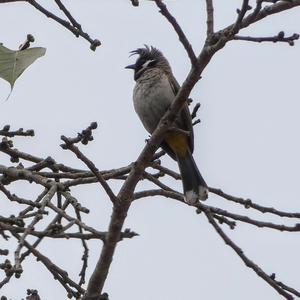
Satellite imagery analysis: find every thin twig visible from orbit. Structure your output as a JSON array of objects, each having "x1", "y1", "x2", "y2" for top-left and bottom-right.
[
  {"x1": 205, "y1": 0, "x2": 214, "y2": 36},
  {"x1": 232, "y1": 0, "x2": 250, "y2": 34},
  {"x1": 153, "y1": 0, "x2": 197, "y2": 66},
  {"x1": 0, "y1": 183, "x2": 43, "y2": 209},
  {"x1": 54, "y1": 0, "x2": 82, "y2": 29},
  {"x1": 149, "y1": 162, "x2": 181, "y2": 180},
  {"x1": 275, "y1": 279, "x2": 300, "y2": 298},
  {"x1": 231, "y1": 1, "x2": 300, "y2": 34},
  {"x1": 61, "y1": 129, "x2": 118, "y2": 205},
  {"x1": 26, "y1": 0, "x2": 100, "y2": 50},
  {"x1": 191, "y1": 102, "x2": 201, "y2": 119},
  {"x1": 143, "y1": 172, "x2": 177, "y2": 192},
  {"x1": 75, "y1": 209, "x2": 89, "y2": 286},
  {"x1": 0, "y1": 125, "x2": 34, "y2": 137},
  {"x1": 14, "y1": 185, "x2": 57, "y2": 274},
  {"x1": 234, "y1": 32, "x2": 299, "y2": 46},
  {"x1": 19, "y1": 34, "x2": 35, "y2": 50},
  {"x1": 209, "y1": 187, "x2": 300, "y2": 219},
  {"x1": 200, "y1": 204, "x2": 294, "y2": 300},
  {"x1": 12, "y1": 231, "x2": 85, "y2": 298},
  {"x1": 212, "y1": 214, "x2": 236, "y2": 229},
  {"x1": 198, "y1": 204, "x2": 300, "y2": 232}
]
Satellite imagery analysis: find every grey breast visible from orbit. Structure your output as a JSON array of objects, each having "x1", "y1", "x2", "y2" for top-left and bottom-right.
[{"x1": 133, "y1": 70, "x2": 175, "y2": 133}]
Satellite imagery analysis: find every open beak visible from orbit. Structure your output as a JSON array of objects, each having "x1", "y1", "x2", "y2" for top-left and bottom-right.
[{"x1": 125, "y1": 64, "x2": 136, "y2": 70}]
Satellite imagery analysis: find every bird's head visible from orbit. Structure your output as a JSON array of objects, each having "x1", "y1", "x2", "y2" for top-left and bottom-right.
[{"x1": 125, "y1": 45, "x2": 171, "y2": 81}]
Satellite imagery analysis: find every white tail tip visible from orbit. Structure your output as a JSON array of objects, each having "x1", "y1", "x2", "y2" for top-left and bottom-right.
[
  {"x1": 184, "y1": 186, "x2": 208, "y2": 205},
  {"x1": 198, "y1": 186, "x2": 208, "y2": 201}
]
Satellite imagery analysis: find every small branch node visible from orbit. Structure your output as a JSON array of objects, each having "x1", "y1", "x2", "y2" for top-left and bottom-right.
[{"x1": 19, "y1": 34, "x2": 35, "y2": 51}]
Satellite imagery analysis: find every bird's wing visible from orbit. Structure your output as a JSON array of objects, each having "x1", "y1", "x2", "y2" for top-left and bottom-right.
[{"x1": 168, "y1": 73, "x2": 195, "y2": 153}]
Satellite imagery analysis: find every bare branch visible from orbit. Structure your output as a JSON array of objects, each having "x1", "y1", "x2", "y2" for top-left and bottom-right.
[
  {"x1": 25, "y1": 289, "x2": 41, "y2": 300},
  {"x1": 200, "y1": 204, "x2": 294, "y2": 300},
  {"x1": 197, "y1": 204, "x2": 300, "y2": 232},
  {"x1": 191, "y1": 102, "x2": 201, "y2": 121},
  {"x1": 14, "y1": 185, "x2": 57, "y2": 275},
  {"x1": 54, "y1": 0, "x2": 82, "y2": 29},
  {"x1": 205, "y1": 0, "x2": 214, "y2": 36},
  {"x1": 0, "y1": 223, "x2": 104, "y2": 240},
  {"x1": 0, "y1": 125, "x2": 34, "y2": 137},
  {"x1": 149, "y1": 162, "x2": 181, "y2": 180},
  {"x1": 1, "y1": 1, "x2": 300, "y2": 298},
  {"x1": 235, "y1": 0, "x2": 300, "y2": 33},
  {"x1": 153, "y1": 0, "x2": 197, "y2": 66},
  {"x1": 212, "y1": 214, "x2": 236, "y2": 229},
  {"x1": 275, "y1": 277, "x2": 300, "y2": 298},
  {"x1": 209, "y1": 187, "x2": 300, "y2": 219},
  {"x1": 232, "y1": 0, "x2": 251, "y2": 34},
  {"x1": 234, "y1": 31, "x2": 300, "y2": 46},
  {"x1": 0, "y1": 0, "x2": 24, "y2": 3},
  {"x1": 61, "y1": 123, "x2": 118, "y2": 205},
  {"x1": 26, "y1": 0, "x2": 100, "y2": 50},
  {"x1": 18, "y1": 34, "x2": 35, "y2": 50},
  {"x1": 0, "y1": 137, "x2": 86, "y2": 173},
  {"x1": 143, "y1": 172, "x2": 177, "y2": 191},
  {"x1": 12, "y1": 230, "x2": 85, "y2": 298},
  {"x1": 0, "y1": 183, "x2": 43, "y2": 208},
  {"x1": 133, "y1": 188, "x2": 182, "y2": 201},
  {"x1": 208, "y1": 1, "x2": 300, "y2": 52}
]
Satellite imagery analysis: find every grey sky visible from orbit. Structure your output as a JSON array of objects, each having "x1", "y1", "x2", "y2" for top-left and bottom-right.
[{"x1": 1, "y1": 1, "x2": 300, "y2": 299}]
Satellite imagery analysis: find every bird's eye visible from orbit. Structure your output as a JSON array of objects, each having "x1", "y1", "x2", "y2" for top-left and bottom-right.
[{"x1": 142, "y1": 59, "x2": 156, "y2": 68}]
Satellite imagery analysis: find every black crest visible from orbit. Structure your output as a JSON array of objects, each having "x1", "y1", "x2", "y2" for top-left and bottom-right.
[
  {"x1": 128, "y1": 45, "x2": 172, "y2": 80},
  {"x1": 130, "y1": 45, "x2": 163, "y2": 60}
]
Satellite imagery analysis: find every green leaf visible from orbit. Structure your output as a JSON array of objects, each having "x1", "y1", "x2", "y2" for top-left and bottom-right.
[{"x1": 0, "y1": 44, "x2": 46, "y2": 96}]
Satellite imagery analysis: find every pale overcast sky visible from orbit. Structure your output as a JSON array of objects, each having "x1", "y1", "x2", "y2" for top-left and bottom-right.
[{"x1": 1, "y1": 1, "x2": 300, "y2": 299}]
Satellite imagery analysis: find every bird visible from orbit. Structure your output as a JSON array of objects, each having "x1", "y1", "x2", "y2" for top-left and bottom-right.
[{"x1": 126, "y1": 45, "x2": 208, "y2": 204}]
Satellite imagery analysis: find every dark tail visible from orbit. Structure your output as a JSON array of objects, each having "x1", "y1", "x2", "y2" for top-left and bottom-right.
[{"x1": 177, "y1": 150, "x2": 208, "y2": 204}]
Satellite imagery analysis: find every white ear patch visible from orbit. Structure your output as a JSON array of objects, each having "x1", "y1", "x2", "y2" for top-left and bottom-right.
[{"x1": 142, "y1": 59, "x2": 155, "y2": 68}]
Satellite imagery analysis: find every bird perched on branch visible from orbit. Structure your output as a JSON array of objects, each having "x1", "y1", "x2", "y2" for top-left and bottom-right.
[{"x1": 126, "y1": 45, "x2": 208, "y2": 204}]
